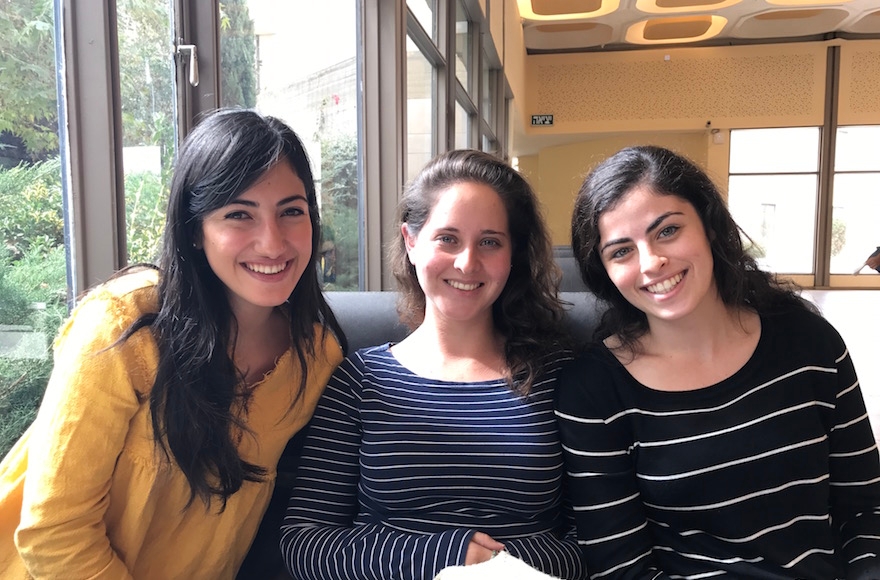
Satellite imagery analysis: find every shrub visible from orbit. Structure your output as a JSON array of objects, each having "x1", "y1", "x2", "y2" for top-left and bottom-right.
[
  {"x1": 0, "y1": 157, "x2": 63, "y2": 260},
  {"x1": 126, "y1": 170, "x2": 168, "y2": 264},
  {"x1": 0, "y1": 243, "x2": 67, "y2": 458}
]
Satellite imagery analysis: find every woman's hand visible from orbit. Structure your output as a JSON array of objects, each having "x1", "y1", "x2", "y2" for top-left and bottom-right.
[{"x1": 465, "y1": 532, "x2": 505, "y2": 565}]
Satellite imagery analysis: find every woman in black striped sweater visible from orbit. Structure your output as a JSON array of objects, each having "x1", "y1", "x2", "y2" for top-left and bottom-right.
[{"x1": 557, "y1": 145, "x2": 880, "y2": 579}]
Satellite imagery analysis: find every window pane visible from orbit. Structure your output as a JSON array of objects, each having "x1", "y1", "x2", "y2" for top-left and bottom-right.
[
  {"x1": 835, "y1": 126, "x2": 880, "y2": 171},
  {"x1": 224, "y1": 1, "x2": 362, "y2": 290},
  {"x1": 728, "y1": 174, "x2": 818, "y2": 274},
  {"x1": 118, "y1": 0, "x2": 177, "y2": 264},
  {"x1": 729, "y1": 128, "x2": 820, "y2": 173},
  {"x1": 830, "y1": 173, "x2": 880, "y2": 275},
  {"x1": 481, "y1": 56, "x2": 495, "y2": 131},
  {"x1": 455, "y1": 100, "x2": 469, "y2": 150},
  {"x1": 406, "y1": 35, "x2": 434, "y2": 181},
  {"x1": 455, "y1": 0, "x2": 471, "y2": 94},
  {"x1": 407, "y1": 0, "x2": 435, "y2": 42},
  {"x1": 0, "y1": 1, "x2": 68, "y2": 457}
]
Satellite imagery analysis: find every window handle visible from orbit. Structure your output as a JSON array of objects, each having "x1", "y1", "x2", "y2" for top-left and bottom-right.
[{"x1": 176, "y1": 43, "x2": 199, "y2": 87}]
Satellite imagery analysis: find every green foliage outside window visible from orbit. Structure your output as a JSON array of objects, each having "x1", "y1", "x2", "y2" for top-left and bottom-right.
[{"x1": 319, "y1": 134, "x2": 360, "y2": 291}]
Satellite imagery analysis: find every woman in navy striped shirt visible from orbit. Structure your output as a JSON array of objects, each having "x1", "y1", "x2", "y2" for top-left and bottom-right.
[
  {"x1": 558, "y1": 145, "x2": 880, "y2": 579},
  {"x1": 281, "y1": 150, "x2": 588, "y2": 579}
]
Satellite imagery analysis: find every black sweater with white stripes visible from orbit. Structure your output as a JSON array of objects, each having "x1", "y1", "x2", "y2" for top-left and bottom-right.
[
  {"x1": 555, "y1": 307, "x2": 880, "y2": 579},
  {"x1": 281, "y1": 345, "x2": 587, "y2": 580}
]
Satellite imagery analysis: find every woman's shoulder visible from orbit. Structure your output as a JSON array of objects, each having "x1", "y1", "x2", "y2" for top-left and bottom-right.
[
  {"x1": 761, "y1": 304, "x2": 844, "y2": 350},
  {"x1": 79, "y1": 267, "x2": 160, "y2": 315},
  {"x1": 57, "y1": 268, "x2": 159, "y2": 345}
]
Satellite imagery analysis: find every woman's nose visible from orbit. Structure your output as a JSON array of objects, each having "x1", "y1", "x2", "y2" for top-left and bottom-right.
[
  {"x1": 256, "y1": 219, "x2": 286, "y2": 256},
  {"x1": 639, "y1": 247, "x2": 667, "y2": 273},
  {"x1": 454, "y1": 246, "x2": 478, "y2": 273}
]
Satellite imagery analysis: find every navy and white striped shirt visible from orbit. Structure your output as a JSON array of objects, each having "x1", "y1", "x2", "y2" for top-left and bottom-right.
[
  {"x1": 556, "y1": 308, "x2": 880, "y2": 579},
  {"x1": 281, "y1": 345, "x2": 587, "y2": 579}
]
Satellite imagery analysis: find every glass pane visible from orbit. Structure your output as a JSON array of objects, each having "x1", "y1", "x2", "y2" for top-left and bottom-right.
[
  {"x1": 407, "y1": 0, "x2": 435, "y2": 42},
  {"x1": 455, "y1": 0, "x2": 471, "y2": 94},
  {"x1": 728, "y1": 174, "x2": 818, "y2": 274},
  {"x1": 0, "y1": 1, "x2": 68, "y2": 457},
  {"x1": 481, "y1": 56, "x2": 495, "y2": 131},
  {"x1": 406, "y1": 35, "x2": 434, "y2": 182},
  {"x1": 224, "y1": 1, "x2": 362, "y2": 291},
  {"x1": 118, "y1": 0, "x2": 177, "y2": 264},
  {"x1": 729, "y1": 128, "x2": 820, "y2": 174},
  {"x1": 455, "y1": 100, "x2": 469, "y2": 150},
  {"x1": 830, "y1": 173, "x2": 880, "y2": 275},
  {"x1": 835, "y1": 126, "x2": 880, "y2": 172}
]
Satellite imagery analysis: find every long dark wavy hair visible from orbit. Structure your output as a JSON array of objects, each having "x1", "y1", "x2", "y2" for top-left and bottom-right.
[
  {"x1": 124, "y1": 109, "x2": 346, "y2": 510},
  {"x1": 571, "y1": 145, "x2": 810, "y2": 353},
  {"x1": 389, "y1": 149, "x2": 568, "y2": 394}
]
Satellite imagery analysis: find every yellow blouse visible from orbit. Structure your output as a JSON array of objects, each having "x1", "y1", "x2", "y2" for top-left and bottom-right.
[{"x1": 0, "y1": 269, "x2": 343, "y2": 579}]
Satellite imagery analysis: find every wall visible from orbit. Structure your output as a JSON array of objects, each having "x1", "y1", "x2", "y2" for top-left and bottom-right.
[
  {"x1": 839, "y1": 40, "x2": 880, "y2": 124},
  {"x1": 520, "y1": 132, "x2": 716, "y2": 245}
]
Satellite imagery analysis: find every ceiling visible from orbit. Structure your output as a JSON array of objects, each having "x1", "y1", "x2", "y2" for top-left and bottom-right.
[{"x1": 517, "y1": 0, "x2": 880, "y2": 54}]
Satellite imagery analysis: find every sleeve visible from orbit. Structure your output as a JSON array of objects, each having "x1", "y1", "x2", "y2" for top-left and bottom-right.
[
  {"x1": 501, "y1": 504, "x2": 588, "y2": 579},
  {"x1": 821, "y1": 324, "x2": 880, "y2": 579},
  {"x1": 555, "y1": 351, "x2": 669, "y2": 580},
  {"x1": 280, "y1": 355, "x2": 476, "y2": 580},
  {"x1": 14, "y1": 291, "x2": 144, "y2": 579}
]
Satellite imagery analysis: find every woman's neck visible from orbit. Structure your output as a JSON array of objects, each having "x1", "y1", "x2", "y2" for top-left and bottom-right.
[
  {"x1": 392, "y1": 313, "x2": 507, "y2": 382},
  {"x1": 232, "y1": 306, "x2": 291, "y2": 387}
]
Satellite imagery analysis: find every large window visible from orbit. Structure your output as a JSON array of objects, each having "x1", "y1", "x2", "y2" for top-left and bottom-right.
[
  {"x1": 0, "y1": 0, "x2": 68, "y2": 457},
  {"x1": 831, "y1": 126, "x2": 880, "y2": 276},
  {"x1": 728, "y1": 128, "x2": 821, "y2": 276}
]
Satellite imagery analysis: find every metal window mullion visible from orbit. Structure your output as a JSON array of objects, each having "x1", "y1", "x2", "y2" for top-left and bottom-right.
[
  {"x1": 815, "y1": 45, "x2": 841, "y2": 288},
  {"x1": 185, "y1": 0, "x2": 220, "y2": 127},
  {"x1": 60, "y1": 0, "x2": 126, "y2": 296},
  {"x1": 363, "y1": 0, "x2": 405, "y2": 289}
]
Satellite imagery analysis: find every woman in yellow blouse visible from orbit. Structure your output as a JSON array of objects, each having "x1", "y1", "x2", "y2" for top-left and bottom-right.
[{"x1": 0, "y1": 109, "x2": 346, "y2": 579}]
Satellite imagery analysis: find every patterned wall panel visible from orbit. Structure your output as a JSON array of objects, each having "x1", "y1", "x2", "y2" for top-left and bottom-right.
[
  {"x1": 839, "y1": 41, "x2": 880, "y2": 124},
  {"x1": 526, "y1": 43, "x2": 827, "y2": 133}
]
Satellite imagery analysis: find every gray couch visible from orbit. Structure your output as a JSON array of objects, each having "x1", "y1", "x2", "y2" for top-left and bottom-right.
[
  {"x1": 324, "y1": 247, "x2": 600, "y2": 352},
  {"x1": 325, "y1": 290, "x2": 604, "y2": 352}
]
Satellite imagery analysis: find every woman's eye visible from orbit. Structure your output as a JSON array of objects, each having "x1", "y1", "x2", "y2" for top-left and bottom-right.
[
  {"x1": 283, "y1": 206, "x2": 306, "y2": 217},
  {"x1": 224, "y1": 210, "x2": 249, "y2": 220},
  {"x1": 658, "y1": 225, "x2": 679, "y2": 238},
  {"x1": 481, "y1": 238, "x2": 501, "y2": 247},
  {"x1": 610, "y1": 247, "x2": 631, "y2": 260},
  {"x1": 437, "y1": 235, "x2": 455, "y2": 244}
]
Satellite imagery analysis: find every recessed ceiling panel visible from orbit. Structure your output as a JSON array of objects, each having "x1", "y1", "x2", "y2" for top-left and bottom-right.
[
  {"x1": 524, "y1": 22, "x2": 615, "y2": 49},
  {"x1": 766, "y1": 0, "x2": 854, "y2": 5},
  {"x1": 518, "y1": 0, "x2": 620, "y2": 21},
  {"x1": 627, "y1": 15, "x2": 727, "y2": 43},
  {"x1": 637, "y1": 0, "x2": 741, "y2": 13},
  {"x1": 733, "y1": 8, "x2": 848, "y2": 39},
  {"x1": 847, "y1": 9, "x2": 880, "y2": 34},
  {"x1": 531, "y1": 0, "x2": 603, "y2": 16}
]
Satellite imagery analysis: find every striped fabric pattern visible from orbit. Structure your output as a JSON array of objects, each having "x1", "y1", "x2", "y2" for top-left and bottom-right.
[
  {"x1": 281, "y1": 345, "x2": 587, "y2": 580},
  {"x1": 555, "y1": 308, "x2": 880, "y2": 580}
]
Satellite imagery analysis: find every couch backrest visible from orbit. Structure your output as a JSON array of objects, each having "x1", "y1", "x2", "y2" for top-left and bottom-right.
[{"x1": 325, "y1": 291, "x2": 605, "y2": 353}]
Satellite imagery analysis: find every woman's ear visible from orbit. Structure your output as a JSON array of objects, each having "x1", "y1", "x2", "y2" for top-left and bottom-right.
[{"x1": 402, "y1": 223, "x2": 417, "y2": 258}]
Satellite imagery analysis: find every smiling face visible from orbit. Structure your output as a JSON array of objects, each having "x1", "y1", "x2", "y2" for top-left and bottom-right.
[
  {"x1": 597, "y1": 185, "x2": 720, "y2": 327},
  {"x1": 403, "y1": 181, "x2": 512, "y2": 328},
  {"x1": 199, "y1": 159, "x2": 313, "y2": 320}
]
